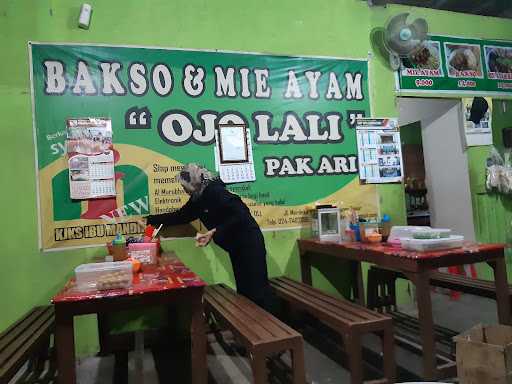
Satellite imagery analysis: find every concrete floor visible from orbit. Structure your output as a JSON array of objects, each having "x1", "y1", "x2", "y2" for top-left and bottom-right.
[{"x1": 73, "y1": 291, "x2": 498, "y2": 384}]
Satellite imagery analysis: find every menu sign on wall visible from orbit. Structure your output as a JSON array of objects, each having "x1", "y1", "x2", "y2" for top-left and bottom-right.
[{"x1": 397, "y1": 35, "x2": 512, "y2": 95}]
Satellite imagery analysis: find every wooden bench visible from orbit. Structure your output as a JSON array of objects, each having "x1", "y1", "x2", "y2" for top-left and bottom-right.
[
  {"x1": 367, "y1": 266, "x2": 503, "y2": 313},
  {"x1": 269, "y1": 277, "x2": 395, "y2": 384},
  {"x1": 0, "y1": 306, "x2": 56, "y2": 384},
  {"x1": 204, "y1": 284, "x2": 306, "y2": 384}
]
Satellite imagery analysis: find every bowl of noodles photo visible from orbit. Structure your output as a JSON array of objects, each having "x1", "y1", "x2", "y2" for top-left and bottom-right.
[{"x1": 401, "y1": 41, "x2": 441, "y2": 70}]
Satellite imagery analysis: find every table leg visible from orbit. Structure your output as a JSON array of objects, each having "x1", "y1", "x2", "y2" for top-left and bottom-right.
[
  {"x1": 488, "y1": 258, "x2": 511, "y2": 325},
  {"x1": 300, "y1": 250, "x2": 312, "y2": 286},
  {"x1": 407, "y1": 271, "x2": 437, "y2": 380},
  {"x1": 190, "y1": 292, "x2": 207, "y2": 384},
  {"x1": 55, "y1": 307, "x2": 76, "y2": 384},
  {"x1": 350, "y1": 261, "x2": 365, "y2": 306}
]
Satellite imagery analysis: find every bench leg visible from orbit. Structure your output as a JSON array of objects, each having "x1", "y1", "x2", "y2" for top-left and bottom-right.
[
  {"x1": 344, "y1": 333, "x2": 363, "y2": 384},
  {"x1": 250, "y1": 353, "x2": 267, "y2": 384},
  {"x1": 113, "y1": 351, "x2": 129, "y2": 384},
  {"x1": 380, "y1": 326, "x2": 396, "y2": 384},
  {"x1": 291, "y1": 341, "x2": 306, "y2": 384}
]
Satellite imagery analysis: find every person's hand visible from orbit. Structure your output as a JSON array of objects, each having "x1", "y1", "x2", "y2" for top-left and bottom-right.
[{"x1": 195, "y1": 229, "x2": 216, "y2": 247}]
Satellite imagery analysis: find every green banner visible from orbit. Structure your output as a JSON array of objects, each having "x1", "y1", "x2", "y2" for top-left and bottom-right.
[
  {"x1": 30, "y1": 43, "x2": 376, "y2": 250},
  {"x1": 397, "y1": 35, "x2": 512, "y2": 95}
]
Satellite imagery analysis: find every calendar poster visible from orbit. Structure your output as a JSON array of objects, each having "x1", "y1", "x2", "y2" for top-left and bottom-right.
[{"x1": 67, "y1": 118, "x2": 116, "y2": 199}]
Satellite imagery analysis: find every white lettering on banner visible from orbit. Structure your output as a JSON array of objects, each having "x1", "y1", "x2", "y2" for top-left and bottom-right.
[
  {"x1": 214, "y1": 66, "x2": 236, "y2": 97},
  {"x1": 325, "y1": 114, "x2": 342, "y2": 141},
  {"x1": 50, "y1": 142, "x2": 66, "y2": 156},
  {"x1": 264, "y1": 155, "x2": 356, "y2": 176},
  {"x1": 218, "y1": 114, "x2": 245, "y2": 125},
  {"x1": 316, "y1": 155, "x2": 358, "y2": 175},
  {"x1": 159, "y1": 113, "x2": 194, "y2": 144},
  {"x1": 100, "y1": 196, "x2": 149, "y2": 223},
  {"x1": 305, "y1": 71, "x2": 321, "y2": 99},
  {"x1": 72, "y1": 61, "x2": 96, "y2": 95},
  {"x1": 239, "y1": 67, "x2": 251, "y2": 98},
  {"x1": 99, "y1": 62, "x2": 126, "y2": 95},
  {"x1": 326, "y1": 72, "x2": 343, "y2": 100},
  {"x1": 182, "y1": 64, "x2": 205, "y2": 97},
  {"x1": 151, "y1": 64, "x2": 173, "y2": 96},
  {"x1": 284, "y1": 70, "x2": 303, "y2": 99},
  {"x1": 46, "y1": 130, "x2": 66, "y2": 141},
  {"x1": 254, "y1": 69, "x2": 271, "y2": 98},
  {"x1": 458, "y1": 80, "x2": 477, "y2": 88},
  {"x1": 43, "y1": 61, "x2": 66, "y2": 94},
  {"x1": 128, "y1": 197, "x2": 150, "y2": 215},
  {"x1": 405, "y1": 68, "x2": 441, "y2": 77},
  {"x1": 41, "y1": 58, "x2": 366, "y2": 101},
  {"x1": 304, "y1": 113, "x2": 328, "y2": 141},
  {"x1": 253, "y1": 113, "x2": 279, "y2": 142},
  {"x1": 345, "y1": 72, "x2": 363, "y2": 100},
  {"x1": 280, "y1": 113, "x2": 308, "y2": 142},
  {"x1": 264, "y1": 158, "x2": 281, "y2": 176},
  {"x1": 252, "y1": 111, "x2": 343, "y2": 144},
  {"x1": 129, "y1": 63, "x2": 148, "y2": 95},
  {"x1": 194, "y1": 112, "x2": 216, "y2": 143},
  {"x1": 415, "y1": 78, "x2": 434, "y2": 87}
]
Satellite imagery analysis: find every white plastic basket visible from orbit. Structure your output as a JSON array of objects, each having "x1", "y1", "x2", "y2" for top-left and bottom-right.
[{"x1": 400, "y1": 235, "x2": 464, "y2": 252}]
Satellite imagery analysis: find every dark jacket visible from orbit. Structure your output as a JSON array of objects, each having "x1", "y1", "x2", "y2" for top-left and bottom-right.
[{"x1": 146, "y1": 180, "x2": 261, "y2": 253}]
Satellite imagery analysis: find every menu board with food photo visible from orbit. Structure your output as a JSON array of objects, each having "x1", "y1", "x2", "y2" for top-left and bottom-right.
[
  {"x1": 397, "y1": 34, "x2": 512, "y2": 95},
  {"x1": 444, "y1": 43, "x2": 483, "y2": 79},
  {"x1": 400, "y1": 40, "x2": 443, "y2": 77}
]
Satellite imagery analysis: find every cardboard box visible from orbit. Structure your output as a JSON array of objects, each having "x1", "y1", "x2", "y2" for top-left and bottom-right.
[{"x1": 455, "y1": 324, "x2": 512, "y2": 384}]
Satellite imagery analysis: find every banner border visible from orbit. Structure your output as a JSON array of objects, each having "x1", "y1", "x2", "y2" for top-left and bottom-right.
[{"x1": 28, "y1": 41, "x2": 371, "y2": 251}]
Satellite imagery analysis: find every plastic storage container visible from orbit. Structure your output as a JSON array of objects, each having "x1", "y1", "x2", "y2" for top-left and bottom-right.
[
  {"x1": 75, "y1": 261, "x2": 133, "y2": 291},
  {"x1": 412, "y1": 228, "x2": 451, "y2": 239},
  {"x1": 387, "y1": 226, "x2": 431, "y2": 244},
  {"x1": 400, "y1": 235, "x2": 464, "y2": 252},
  {"x1": 128, "y1": 242, "x2": 159, "y2": 264}
]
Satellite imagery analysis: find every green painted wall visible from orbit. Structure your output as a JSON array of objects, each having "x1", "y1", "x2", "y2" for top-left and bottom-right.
[
  {"x1": 1, "y1": 0, "x2": 512, "y2": 356},
  {"x1": 468, "y1": 100, "x2": 512, "y2": 281}
]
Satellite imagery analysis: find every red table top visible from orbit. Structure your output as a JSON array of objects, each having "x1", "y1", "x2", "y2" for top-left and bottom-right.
[
  {"x1": 52, "y1": 257, "x2": 205, "y2": 304},
  {"x1": 299, "y1": 238, "x2": 505, "y2": 260}
]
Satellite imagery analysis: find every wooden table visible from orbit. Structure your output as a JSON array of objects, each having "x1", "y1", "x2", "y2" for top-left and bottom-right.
[
  {"x1": 298, "y1": 238, "x2": 510, "y2": 380},
  {"x1": 52, "y1": 256, "x2": 207, "y2": 384}
]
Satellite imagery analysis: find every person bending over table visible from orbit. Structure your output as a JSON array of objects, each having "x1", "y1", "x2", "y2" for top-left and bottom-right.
[{"x1": 145, "y1": 163, "x2": 270, "y2": 309}]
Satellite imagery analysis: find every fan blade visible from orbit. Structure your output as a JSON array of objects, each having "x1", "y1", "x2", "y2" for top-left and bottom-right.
[
  {"x1": 410, "y1": 18, "x2": 428, "y2": 40},
  {"x1": 386, "y1": 13, "x2": 409, "y2": 36},
  {"x1": 384, "y1": 13, "x2": 411, "y2": 54}
]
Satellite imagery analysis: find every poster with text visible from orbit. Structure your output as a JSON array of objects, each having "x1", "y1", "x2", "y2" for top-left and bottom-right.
[
  {"x1": 30, "y1": 43, "x2": 375, "y2": 250},
  {"x1": 356, "y1": 118, "x2": 403, "y2": 184},
  {"x1": 462, "y1": 97, "x2": 493, "y2": 147}
]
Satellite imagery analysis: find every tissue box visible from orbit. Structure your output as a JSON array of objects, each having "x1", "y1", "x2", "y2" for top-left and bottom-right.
[{"x1": 128, "y1": 242, "x2": 159, "y2": 264}]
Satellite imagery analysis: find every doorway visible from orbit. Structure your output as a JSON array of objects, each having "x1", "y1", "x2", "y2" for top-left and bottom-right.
[{"x1": 398, "y1": 97, "x2": 476, "y2": 241}]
